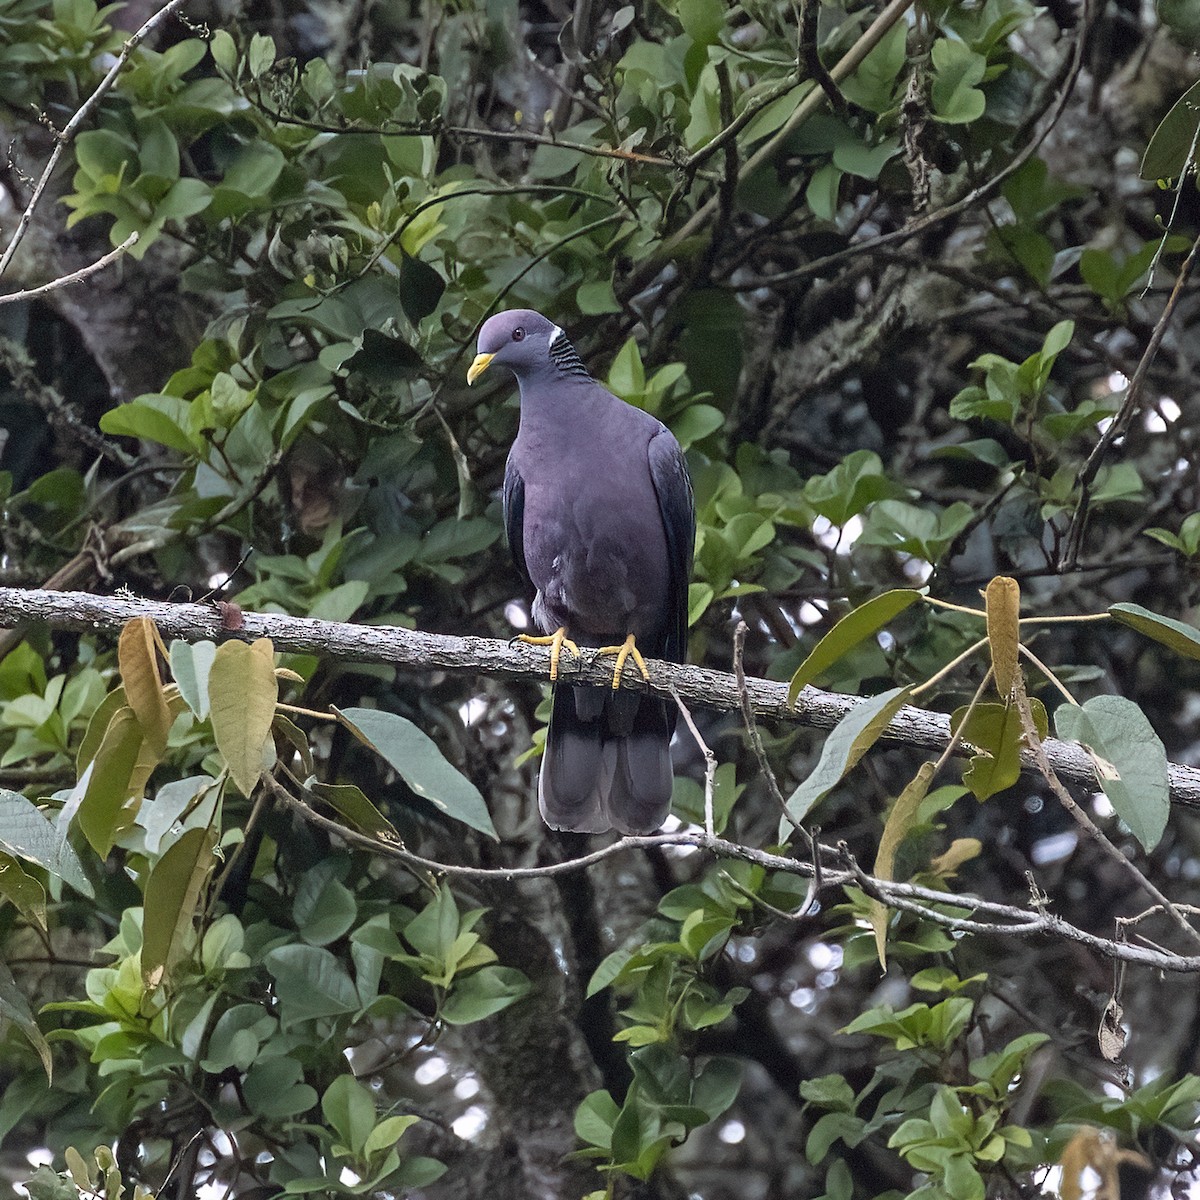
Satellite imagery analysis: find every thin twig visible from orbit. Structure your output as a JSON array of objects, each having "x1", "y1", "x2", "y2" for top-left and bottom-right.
[
  {"x1": 671, "y1": 684, "x2": 717, "y2": 837},
  {"x1": 0, "y1": 232, "x2": 139, "y2": 304},
  {"x1": 1062, "y1": 228, "x2": 1200, "y2": 568},
  {"x1": 266, "y1": 776, "x2": 1200, "y2": 974},
  {"x1": 733, "y1": 621, "x2": 804, "y2": 842}
]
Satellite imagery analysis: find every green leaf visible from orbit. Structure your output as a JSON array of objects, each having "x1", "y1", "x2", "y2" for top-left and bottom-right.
[
  {"x1": 0, "y1": 853, "x2": 46, "y2": 929},
  {"x1": 1110, "y1": 602, "x2": 1200, "y2": 661},
  {"x1": 170, "y1": 639, "x2": 216, "y2": 720},
  {"x1": 832, "y1": 135, "x2": 900, "y2": 180},
  {"x1": 264, "y1": 943, "x2": 360, "y2": 1025},
  {"x1": 805, "y1": 162, "x2": 842, "y2": 221},
  {"x1": 100, "y1": 394, "x2": 197, "y2": 453},
  {"x1": 0, "y1": 959, "x2": 51, "y2": 1079},
  {"x1": 243, "y1": 1057, "x2": 318, "y2": 1120},
  {"x1": 931, "y1": 39, "x2": 987, "y2": 123},
  {"x1": 788, "y1": 590, "x2": 922, "y2": 702},
  {"x1": 869, "y1": 762, "x2": 935, "y2": 968},
  {"x1": 293, "y1": 862, "x2": 357, "y2": 947},
  {"x1": 141, "y1": 826, "x2": 218, "y2": 989},
  {"x1": 0, "y1": 790, "x2": 92, "y2": 897},
  {"x1": 780, "y1": 687, "x2": 913, "y2": 836},
  {"x1": 209, "y1": 638, "x2": 278, "y2": 796},
  {"x1": 577, "y1": 278, "x2": 621, "y2": 315},
  {"x1": 1141, "y1": 78, "x2": 1200, "y2": 180},
  {"x1": 323, "y1": 1074, "x2": 376, "y2": 1157},
  {"x1": 952, "y1": 699, "x2": 1047, "y2": 801},
  {"x1": 440, "y1": 965, "x2": 531, "y2": 1024},
  {"x1": 337, "y1": 707, "x2": 497, "y2": 839},
  {"x1": 1054, "y1": 696, "x2": 1170, "y2": 851},
  {"x1": 576, "y1": 1091, "x2": 620, "y2": 1151},
  {"x1": 678, "y1": 0, "x2": 724, "y2": 43},
  {"x1": 77, "y1": 707, "x2": 143, "y2": 858},
  {"x1": 309, "y1": 782, "x2": 400, "y2": 841}
]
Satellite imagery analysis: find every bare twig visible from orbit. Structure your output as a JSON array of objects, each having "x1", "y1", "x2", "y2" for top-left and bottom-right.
[
  {"x1": 0, "y1": 232, "x2": 139, "y2": 304},
  {"x1": 671, "y1": 684, "x2": 717, "y2": 837},
  {"x1": 0, "y1": 0, "x2": 191, "y2": 277},
  {"x1": 267, "y1": 777, "x2": 1200, "y2": 974},
  {"x1": 1062, "y1": 229, "x2": 1200, "y2": 568},
  {"x1": 733, "y1": 621, "x2": 805, "y2": 842}
]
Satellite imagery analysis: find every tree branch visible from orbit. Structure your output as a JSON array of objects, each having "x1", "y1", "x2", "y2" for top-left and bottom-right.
[
  {"x1": 3, "y1": 586, "x2": 1200, "y2": 807},
  {"x1": 266, "y1": 778, "x2": 1200, "y2": 975},
  {"x1": 0, "y1": 232, "x2": 138, "y2": 305}
]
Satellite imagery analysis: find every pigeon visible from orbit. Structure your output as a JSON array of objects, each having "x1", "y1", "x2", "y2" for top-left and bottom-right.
[{"x1": 468, "y1": 309, "x2": 695, "y2": 834}]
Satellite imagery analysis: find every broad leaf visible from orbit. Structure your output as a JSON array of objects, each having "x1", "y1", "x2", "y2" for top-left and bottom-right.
[
  {"x1": 141, "y1": 826, "x2": 218, "y2": 989},
  {"x1": 788, "y1": 590, "x2": 922, "y2": 702},
  {"x1": 337, "y1": 707, "x2": 497, "y2": 839},
  {"x1": 952, "y1": 699, "x2": 1047, "y2": 802},
  {"x1": 0, "y1": 789, "x2": 92, "y2": 897},
  {"x1": 77, "y1": 707, "x2": 143, "y2": 858},
  {"x1": 984, "y1": 577, "x2": 1020, "y2": 700},
  {"x1": 780, "y1": 687, "x2": 913, "y2": 837},
  {"x1": 1054, "y1": 696, "x2": 1169, "y2": 851},
  {"x1": 0, "y1": 959, "x2": 51, "y2": 1079},
  {"x1": 170, "y1": 639, "x2": 217, "y2": 720},
  {"x1": 309, "y1": 781, "x2": 400, "y2": 841},
  {"x1": 209, "y1": 638, "x2": 278, "y2": 796},
  {"x1": 1141, "y1": 78, "x2": 1200, "y2": 180},
  {"x1": 1109, "y1": 603, "x2": 1200, "y2": 662},
  {"x1": 119, "y1": 618, "x2": 171, "y2": 754}
]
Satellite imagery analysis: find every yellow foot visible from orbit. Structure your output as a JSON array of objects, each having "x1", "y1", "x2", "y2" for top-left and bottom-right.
[
  {"x1": 594, "y1": 633, "x2": 650, "y2": 690},
  {"x1": 512, "y1": 627, "x2": 580, "y2": 682}
]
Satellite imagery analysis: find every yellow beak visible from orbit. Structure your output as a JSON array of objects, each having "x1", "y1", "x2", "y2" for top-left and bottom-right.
[{"x1": 467, "y1": 352, "x2": 495, "y2": 385}]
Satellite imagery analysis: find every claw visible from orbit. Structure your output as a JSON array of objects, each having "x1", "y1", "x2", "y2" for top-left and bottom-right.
[
  {"x1": 594, "y1": 633, "x2": 650, "y2": 690},
  {"x1": 513, "y1": 627, "x2": 580, "y2": 682}
]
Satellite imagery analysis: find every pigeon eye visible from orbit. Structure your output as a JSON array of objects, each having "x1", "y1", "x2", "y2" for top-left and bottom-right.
[{"x1": 512, "y1": 327, "x2": 526, "y2": 342}]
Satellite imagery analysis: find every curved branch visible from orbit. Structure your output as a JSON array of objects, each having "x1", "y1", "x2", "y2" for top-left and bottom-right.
[
  {"x1": 262, "y1": 778, "x2": 1200, "y2": 975},
  {"x1": 0, "y1": 232, "x2": 139, "y2": 305},
  {"x1": 2, "y1": 586, "x2": 1200, "y2": 807}
]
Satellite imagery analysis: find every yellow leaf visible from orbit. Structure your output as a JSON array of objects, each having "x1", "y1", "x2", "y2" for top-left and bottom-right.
[
  {"x1": 869, "y1": 762, "x2": 935, "y2": 969},
  {"x1": 209, "y1": 639, "x2": 278, "y2": 796},
  {"x1": 928, "y1": 837, "x2": 981, "y2": 877},
  {"x1": 1058, "y1": 1127, "x2": 1100, "y2": 1200},
  {"x1": 985, "y1": 576, "x2": 1021, "y2": 701},
  {"x1": 118, "y1": 618, "x2": 172, "y2": 755}
]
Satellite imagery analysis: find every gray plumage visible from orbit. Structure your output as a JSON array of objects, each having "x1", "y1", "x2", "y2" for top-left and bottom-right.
[{"x1": 470, "y1": 309, "x2": 695, "y2": 834}]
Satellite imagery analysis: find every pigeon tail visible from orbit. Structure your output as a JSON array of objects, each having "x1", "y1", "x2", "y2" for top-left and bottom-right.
[
  {"x1": 602, "y1": 696, "x2": 673, "y2": 835},
  {"x1": 539, "y1": 687, "x2": 607, "y2": 832},
  {"x1": 539, "y1": 688, "x2": 674, "y2": 834}
]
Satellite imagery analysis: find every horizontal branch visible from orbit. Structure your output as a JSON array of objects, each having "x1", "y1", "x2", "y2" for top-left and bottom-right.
[
  {"x1": 268, "y1": 781, "x2": 1200, "y2": 974},
  {"x1": 2, "y1": 587, "x2": 1200, "y2": 808}
]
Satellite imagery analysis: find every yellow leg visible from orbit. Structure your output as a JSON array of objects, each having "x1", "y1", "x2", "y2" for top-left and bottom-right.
[
  {"x1": 593, "y1": 633, "x2": 650, "y2": 690},
  {"x1": 512, "y1": 627, "x2": 580, "y2": 682}
]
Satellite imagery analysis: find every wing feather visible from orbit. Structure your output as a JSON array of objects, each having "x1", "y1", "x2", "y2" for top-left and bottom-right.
[
  {"x1": 647, "y1": 427, "x2": 695, "y2": 664},
  {"x1": 502, "y1": 454, "x2": 530, "y2": 588}
]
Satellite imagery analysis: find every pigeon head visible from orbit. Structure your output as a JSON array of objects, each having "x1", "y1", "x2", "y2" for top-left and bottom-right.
[{"x1": 468, "y1": 309, "x2": 562, "y2": 385}]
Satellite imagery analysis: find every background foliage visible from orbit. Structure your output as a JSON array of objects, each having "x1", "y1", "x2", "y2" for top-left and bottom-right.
[{"x1": 1, "y1": 0, "x2": 1200, "y2": 1196}]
